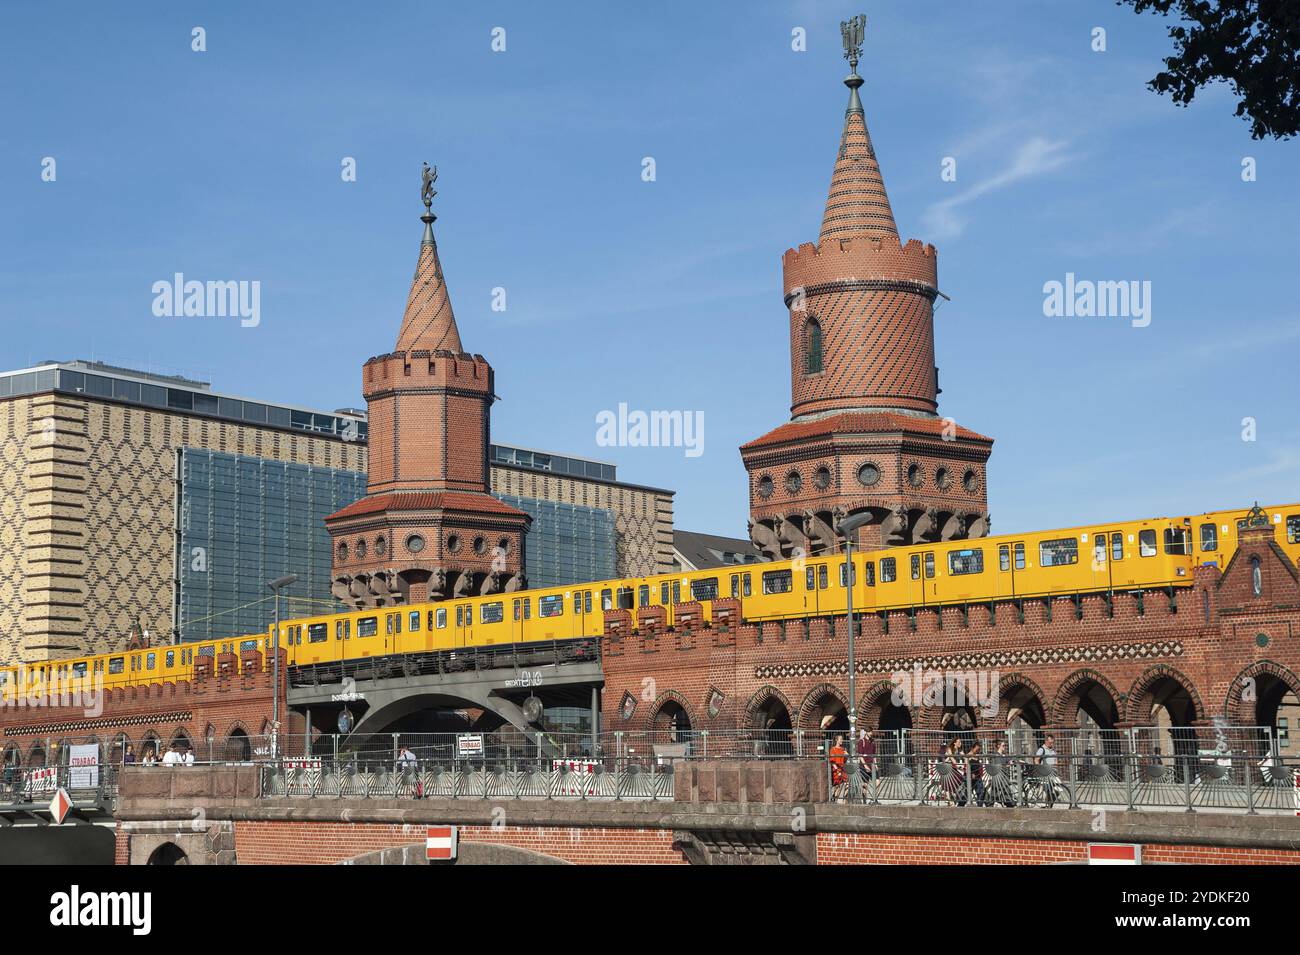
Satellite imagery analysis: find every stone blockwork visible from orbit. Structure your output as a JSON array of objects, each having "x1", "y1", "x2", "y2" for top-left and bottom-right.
[
  {"x1": 0, "y1": 392, "x2": 365, "y2": 664},
  {"x1": 602, "y1": 527, "x2": 1300, "y2": 747}
]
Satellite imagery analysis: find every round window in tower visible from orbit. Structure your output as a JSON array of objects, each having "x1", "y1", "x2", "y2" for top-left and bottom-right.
[
  {"x1": 857, "y1": 463, "x2": 881, "y2": 487},
  {"x1": 813, "y1": 465, "x2": 832, "y2": 490},
  {"x1": 906, "y1": 464, "x2": 924, "y2": 488},
  {"x1": 446, "y1": 534, "x2": 461, "y2": 554},
  {"x1": 473, "y1": 536, "x2": 487, "y2": 555},
  {"x1": 757, "y1": 475, "x2": 774, "y2": 499},
  {"x1": 935, "y1": 467, "x2": 952, "y2": 491},
  {"x1": 962, "y1": 469, "x2": 979, "y2": 493},
  {"x1": 337, "y1": 542, "x2": 349, "y2": 562},
  {"x1": 375, "y1": 536, "x2": 387, "y2": 557},
  {"x1": 498, "y1": 537, "x2": 511, "y2": 554},
  {"x1": 405, "y1": 534, "x2": 426, "y2": 555},
  {"x1": 785, "y1": 471, "x2": 802, "y2": 494},
  {"x1": 355, "y1": 539, "x2": 368, "y2": 559}
]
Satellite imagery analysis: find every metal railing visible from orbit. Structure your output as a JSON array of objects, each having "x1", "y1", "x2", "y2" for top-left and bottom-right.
[
  {"x1": 827, "y1": 750, "x2": 1300, "y2": 814},
  {"x1": 1, "y1": 763, "x2": 119, "y2": 807},
  {"x1": 258, "y1": 755, "x2": 675, "y2": 802}
]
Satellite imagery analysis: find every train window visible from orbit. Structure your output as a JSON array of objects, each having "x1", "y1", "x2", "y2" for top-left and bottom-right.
[
  {"x1": 838, "y1": 563, "x2": 855, "y2": 587},
  {"x1": 481, "y1": 602, "x2": 504, "y2": 624},
  {"x1": 999, "y1": 546, "x2": 1010, "y2": 572},
  {"x1": 924, "y1": 553, "x2": 935, "y2": 578},
  {"x1": 523, "y1": 598, "x2": 531, "y2": 620},
  {"x1": 805, "y1": 568, "x2": 816, "y2": 591},
  {"x1": 1111, "y1": 533, "x2": 1123, "y2": 561},
  {"x1": 240, "y1": 640, "x2": 257, "y2": 652},
  {"x1": 410, "y1": 611, "x2": 420, "y2": 632},
  {"x1": 616, "y1": 588, "x2": 634, "y2": 611},
  {"x1": 691, "y1": 577, "x2": 719, "y2": 601},
  {"x1": 762, "y1": 569, "x2": 793, "y2": 594},
  {"x1": 72, "y1": 661, "x2": 87, "y2": 677},
  {"x1": 660, "y1": 582, "x2": 671, "y2": 604},
  {"x1": 863, "y1": 562, "x2": 875, "y2": 586},
  {"x1": 1287, "y1": 516, "x2": 1300, "y2": 545},
  {"x1": 394, "y1": 613, "x2": 402, "y2": 634},
  {"x1": 1139, "y1": 530, "x2": 1157, "y2": 557},
  {"x1": 731, "y1": 574, "x2": 740, "y2": 598},
  {"x1": 436, "y1": 608, "x2": 447, "y2": 629},
  {"x1": 1163, "y1": 527, "x2": 1191, "y2": 556},
  {"x1": 358, "y1": 616, "x2": 378, "y2": 637},
  {"x1": 108, "y1": 657, "x2": 124, "y2": 675},
  {"x1": 336, "y1": 620, "x2": 345, "y2": 640},
  {"x1": 146, "y1": 653, "x2": 156, "y2": 670},
  {"x1": 573, "y1": 592, "x2": 582, "y2": 614},
  {"x1": 673, "y1": 581, "x2": 681, "y2": 604},
  {"x1": 1039, "y1": 538, "x2": 1079, "y2": 567},
  {"x1": 1015, "y1": 543, "x2": 1026, "y2": 569},
  {"x1": 540, "y1": 595, "x2": 564, "y2": 618},
  {"x1": 386, "y1": 615, "x2": 394, "y2": 635},
  {"x1": 585, "y1": 591, "x2": 593, "y2": 614},
  {"x1": 308, "y1": 623, "x2": 328, "y2": 643},
  {"x1": 881, "y1": 558, "x2": 896, "y2": 583},
  {"x1": 513, "y1": 599, "x2": 521, "y2": 622},
  {"x1": 1200, "y1": 523, "x2": 1218, "y2": 551},
  {"x1": 948, "y1": 549, "x2": 984, "y2": 575},
  {"x1": 166, "y1": 651, "x2": 174, "y2": 667},
  {"x1": 910, "y1": 555, "x2": 921, "y2": 580},
  {"x1": 456, "y1": 607, "x2": 464, "y2": 627},
  {"x1": 601, "y1": 590, "x2": 613, "y2": 612},
  {"x1": 818, "y1": 566, "x2": 828, "y2": 590},
  {"x1": 638, "y1": 585, "x2": 650, "y2": 607},
  {"x1": 1093, "y1": 534, "x2": 1107, "y2": 565},
  {"x1": 743, "y1": 574, "x2": 752, "y2": 597}
]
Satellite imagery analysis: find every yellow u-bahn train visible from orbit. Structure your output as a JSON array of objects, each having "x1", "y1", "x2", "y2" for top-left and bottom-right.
[{"x1": 2, "y1": 502, "x2": 1297, "y2": 702}]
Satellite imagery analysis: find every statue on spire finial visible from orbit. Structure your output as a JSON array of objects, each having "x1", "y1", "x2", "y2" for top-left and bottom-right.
[
  {"x1": 841, "y1": 14, "x2": 866, "y2": 74},
  {"x1": 421, "y1": 161, "x2": 438, "y2": 211}
]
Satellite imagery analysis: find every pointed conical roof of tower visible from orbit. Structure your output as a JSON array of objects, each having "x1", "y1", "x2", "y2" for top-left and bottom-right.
[
  {"x1": 818, "y1": 70, "x2": 899, "y2": 242},
  {"x1": 394, "y1": 209, "x2": 464, "y2": 354}
]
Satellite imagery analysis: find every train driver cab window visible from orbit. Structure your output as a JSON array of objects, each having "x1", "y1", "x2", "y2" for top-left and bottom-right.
[
  {"x1": 910, "y1": 555, "x2": 921, "y2": 580},
  {"x1": 880, "y1": 557, "x2": 896, "y2": 583},
  {"x1": 436, "y1": 608, "x2": 447, "y2": 629},
  {"x1": 999, "y1": 546, "x2": 1010, "y2": 572},
  {"x1": 409, "y1": 611, "x2": 420, "y2": 632},
  {"x1": 1139, "y1": 529, "x2": 1157, "y2": 557},
  {"x1": 1287, "y1": 515, "x2": 1300, "y2": 545},
  {"x1": 762, "y1": 569, "x2": 793, "y2": 594},
  {"x1": 1200, "y1": 523, "x2": 1218, "y2": 552},
  {"x1": 601, "y1": 589, "x2": 613, "y2": 612}
]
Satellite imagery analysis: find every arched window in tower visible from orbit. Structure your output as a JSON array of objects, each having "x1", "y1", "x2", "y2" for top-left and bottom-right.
[
  {"x1": 804, "y1": 319, "x2": 823, "y2": 375},
  {"x1": 1251, "y1": 556, "x2": 1262, "y2": 597}
]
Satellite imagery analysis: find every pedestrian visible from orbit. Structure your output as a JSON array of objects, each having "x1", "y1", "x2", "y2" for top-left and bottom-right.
[
  {"x1": 967, "y1": 740, "x2": 986, "y2": 806},
  {"x1": 397, "y1": 745, "x2": 421, "y2": 798},
  {"x1": 829, "y1": 734, "x2": 847, "y2": 793},
  {"x1": 183, "y1": 745, "x2": 195, "y2": 766},
  {"x1": 858, "y1": 729, "x2": 876, "y2": 784},
  {"x1": 122, "y1": 744, "x2": 136, "y2": 765},
  {"x1": 1035, "y1": 734, "x2": 1058, "y2": 808},
  {"x1": 161, "y1": 744, "x2": 181, "y2": 767}
]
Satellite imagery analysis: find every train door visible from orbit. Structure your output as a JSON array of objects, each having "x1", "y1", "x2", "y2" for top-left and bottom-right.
[
  {"x1": 907, "y1": 551, "x2": 937, "y2": 604},
  {"x1": 1090, "y1": 528, "x2": 1127, "y2": 590},
  {"x1": 455, "y1": 604, "x2": 472, "y2": 648}
]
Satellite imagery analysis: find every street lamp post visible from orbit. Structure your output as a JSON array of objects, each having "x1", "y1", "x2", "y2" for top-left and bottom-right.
[
  {"x1": 838, "y1": 512, "x2": 873, "y2": 801},
  {"x1": 267, "y1": 574, "x2": 299, "y2": 760}
]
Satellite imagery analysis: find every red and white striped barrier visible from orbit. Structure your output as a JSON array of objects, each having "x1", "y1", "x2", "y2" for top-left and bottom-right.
[
  {"x1": 426, "y1": 826, "x2": 457, "y2": 861},
  {"x1": 1088, "y1": 843, "x2": 1141, "y2": 865}
]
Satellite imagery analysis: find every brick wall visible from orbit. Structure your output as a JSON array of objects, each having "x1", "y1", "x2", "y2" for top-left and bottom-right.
[{"x1": 815, "y1": 833, "x2": 1300, "y2": 865}]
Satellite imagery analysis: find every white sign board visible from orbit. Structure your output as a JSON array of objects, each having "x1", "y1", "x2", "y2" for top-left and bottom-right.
[
  {"x1": 68, "y1": 744, "x2": 100, "y2": 788},
  {"x1": 456, "y1": 734, "x2": 484, "y2": 758}
]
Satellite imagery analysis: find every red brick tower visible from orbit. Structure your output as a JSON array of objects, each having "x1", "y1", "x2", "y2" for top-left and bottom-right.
[
  {"x1": 326, "y1": 166, "x2": 531, "y2": 607},
  {"x1": 741, "y1": 17, "x2": 993, "y2": 558}
]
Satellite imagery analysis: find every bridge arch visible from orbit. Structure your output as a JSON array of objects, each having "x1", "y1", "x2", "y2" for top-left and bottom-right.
[
  {"x1": 1225, "y1": 660, "x2": 1300, "y2": 748},
  {"x1": 1051, "y1": 669, "x2": 1123, "y2": 729},
  {"x1": 648, "y1": 690, "x2": 696, "y2": 740},
  {"x1": 147, "y1": 842, "x2": 189, "y2": 865},
  {"x1": 996, "y1": 673, "x2": 1048, "y2": 730},
  {"x1": 224, "y1": 724, "x2": 252, "y2": 761},
  {"x1": 745, "y1": 685, "x2": 793, "y2": 735},
  {"x1": 798, "y1": 683, "x2": 848, "y2": 733},
  {"x1": 858, "y1": 680, "x2": 915, "y2": 732},
  {"x1": 1125, "y1": 664, "x2": 1203, "y2": 727}
]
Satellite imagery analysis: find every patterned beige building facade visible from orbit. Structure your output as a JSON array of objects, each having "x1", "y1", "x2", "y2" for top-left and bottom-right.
[{"x1": 1, "y1": 361, "x2": 674, "y2": 665}]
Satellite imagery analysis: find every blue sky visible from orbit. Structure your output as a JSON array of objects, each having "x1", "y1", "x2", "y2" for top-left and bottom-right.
[{"x1": 2, "y1": 1, "x2": 1297, "y2": 538}]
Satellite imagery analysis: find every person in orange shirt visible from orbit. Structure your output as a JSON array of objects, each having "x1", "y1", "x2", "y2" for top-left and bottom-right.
[{"x1": 829, "y1": 735, "x2": 847, "y2": 788}]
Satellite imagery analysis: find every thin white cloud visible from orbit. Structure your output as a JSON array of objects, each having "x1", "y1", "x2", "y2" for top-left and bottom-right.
[{"x1": 922, "y1": 137, "x2": 1073, "y2": 239}]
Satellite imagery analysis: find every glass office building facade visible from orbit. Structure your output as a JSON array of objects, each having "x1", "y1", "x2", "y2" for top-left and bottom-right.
[
  {"x1": 178, "y1": 450, "x2": 366, "y2": 642},
  {"x1": 495, "y1": 494, "x2": 617, "y2": 589}
]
